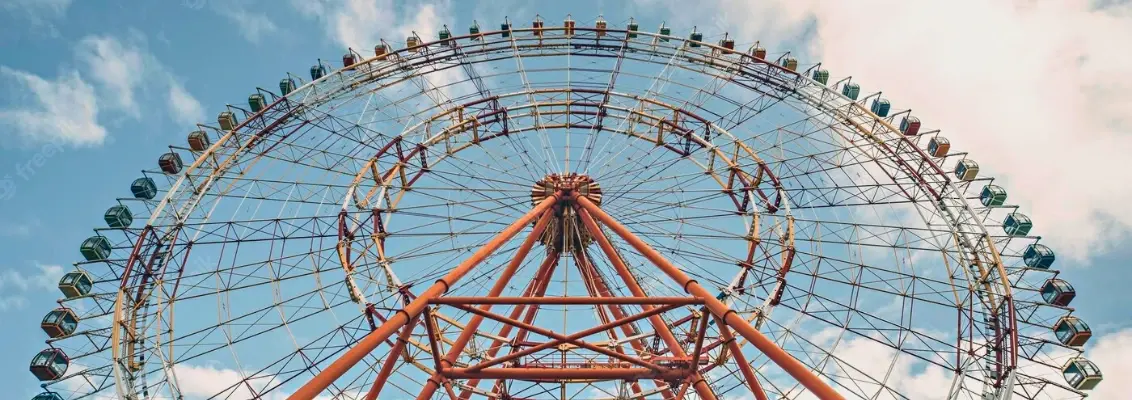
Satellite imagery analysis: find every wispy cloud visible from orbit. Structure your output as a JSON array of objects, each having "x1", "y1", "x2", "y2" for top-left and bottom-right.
[
  {"x1": 1, "y1": 0, "x2": 72, "y2": 29},
  {"x1": 291, "y1": 0, "x2": 453, "y2": 51},
  {"x1": 218, "y1": 6, "x2": 278, "y2": 44},
  {"x1": 76, "y1": 35, "x2": 147, "y2": 118},
  {"x1": 0, "y1": 66, "x2": 107, "y2": 146},
  {"x1": 168, "y1": 79, "x2": 206, "y2": 126},
  {"x1": 0, "y1": 263, "x2": 63, "y2": 312}
]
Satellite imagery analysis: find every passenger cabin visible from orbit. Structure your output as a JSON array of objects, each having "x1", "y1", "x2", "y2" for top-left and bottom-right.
[
  {"x1": 374, "y1": 44, "x2": 389, "y2": 59},
  {"x1": 531, "y1": 16, "x2": 543, "y2": 37},
  {"x1": 41, "y1": 308, "x2": 78, "y2": 338},
  {"x1": 218, "y1": 111, "x2": 239, "y2": 131},
  {"x1": 688, "y1": 29, "x2": 703, "y2": 47},
  {"x1": 500, "y1": 20, "x2": 511, "y2": 37},
  {"x1": 595, "y1": 16, "x2": 607, "y2": 37},
  {"x1": 439, "y1": 27, "x2": 452, "y2": 41},
  {"x1": 29, "y1": 349, "x2": 69, "y2": 381},
  {"x1": 469, "y1": 21, "x2": 481, "y2": 37},
  {"x1": 980, "y1": 185, "x2": 1007, "y2": 206},
  {"x1": 33, "y1": 392, "x2": 64, "y2": 400},
  {"x1": 1054, "y1": 316, "x2": 1092, "y2": 347},
  {"x1": 928, "y1": 136, "x2": 949, "y2": 157},
  {"x1": 310, "y1": 64, "x2": 326, "y2": 80},
  {"x1": 812, "y1": 69, "x2": 829, "y2": 85},
  {"x1": 1004, "y1": 213, "x2": 1033, "y2": 236},
  {"x1": 1041, "y1": 278, "x2": 1075, "y2": 306},
  {"x1": 1023, "y1": 243, "x2": 1056, "y2": 269},
  {"x1": 751, "y1": 46, "x2": 767, "y2": 60},
  {"x1": 627, "y1": 21, "x2": 639, "y2": 38},
  {"x1": 406, "y1": 36, "x2": 421, "y2": 51},
  {"x1": 564, "y1": 15, "x2": 575, "y2": 36},
  {"x1": 780, "y1": 57, "x2": 798, "y2": 71},
  {"x1": 342, "y1": 52, "x2": 357, "y2": 68},
  {"x1": 842, "y1": 83, "x2": 860, "y2": 100},
  {"x1": 159, "y1": 152, "x2": 183, "y2": 175},
  {"x1": 900, "y1": 116, "x2": 921, "y2": 135},
  {"x1": 188, "y1": 130, "x2": 210, "y2": 151},
  {"x1": 103, "y1": 205, "x2": 133, "y2": 228},
  {"x1": 280, "y1": 78, "x2": 297, "y2": 95},
  {"x1": 719, "y1": 35, "x2": 736, "y2": 52},
  {"x1": 80, "y1": 235, "x2": 111, "y2": 261},
  {"x1": 131, "y1": 177, "x2": 157, "y2": 200},
  {"x1": 1062, "y1": 357, "x2": 1102, "y2": 390},
  {"x1": 248, "y1": 94, "x2": 266, "y2": 113},
  {"x1": 871, "y1": 98, "x2": 891, "y2": 117},
  {"x1": 659, "y1": 26, "x2": 671, "y2": 41},
  {"x1": 58, "y1": 271, "x2": 93, "y2": 299},
  {"x1": 955, "y1": 159, "x2": 979, "y2": 181}
]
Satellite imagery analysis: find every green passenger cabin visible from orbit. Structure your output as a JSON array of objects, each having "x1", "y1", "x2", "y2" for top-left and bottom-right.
[
  {"x1": 871, "y1": 98, "x2": 891, "y2": 117},
  {"x1": 688, "y1": 29, "x2": 703, "y2": 47},
  {"x1": 80, "y1": 235, "x2": 111, "y2": 261},
  {"x1": 104, "y1": 205, "x2": 133, "y2": 228},
  {"x1": 1004, "y1": 213, "x2": 1032, "y2": 236},
  {"x1": 131, "y1": 177, "x2": 157, "y2": 200},
  {"x1": 248, "y1": 94, "x2": 266, "y2": 113},
  {"x1": 1023, "y1": 243, "x2": 1055, "y2": 269},
  {"x1": 627, "y1": 21, "x2": 639, "y2": 38},
  {"x1": 279, "y1": 78, "x2": 296, "y2": 95},
  {"x1": 811, "y1": 68, "x2": 829, "y2": 85},
  {"x1": 33, "y1": 392, "x2": 65, "y2": 400},
  {"x1": 310, "y1": 64, "x2": 327, "y2": 80},
  {"x1": 841, "y1": 83, "x2": 860, "y2": 100},
  {"x1": 980, "y1": 185, "x2": 1006, "y2": 206}
]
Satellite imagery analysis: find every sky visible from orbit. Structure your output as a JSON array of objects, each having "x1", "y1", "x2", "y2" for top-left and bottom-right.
[{"x1": 1, "y1": 0, "x2": 1131, "y2": 398}]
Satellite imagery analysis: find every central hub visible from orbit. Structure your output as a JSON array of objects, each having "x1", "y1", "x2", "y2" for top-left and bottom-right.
[{"x1": 531, "y1": 174, "x2": 602, "y2": 253}]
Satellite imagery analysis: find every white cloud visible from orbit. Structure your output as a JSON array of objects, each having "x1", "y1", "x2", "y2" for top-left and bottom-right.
[
  {"x1": 76, "y1": 35, "x2": 147, "y2": 118},
  {"x1": 0, "y1": 66, "x2": 107, "y2": 146},
  {"x1": 0, "y1": 263, "x2": 63, "y2": 312},
  {"x1": 292, "y1": 0, "x2": 453, "y2": 51},
  {"x1": 219, "y1": 7, "x2": 279, "y2": 43},
  {"x1": 168, "y1": 79, "x2": 206, "y2": 127},
  {"x1": 634, "y1": 0, "x2": 1132, "y2": 263},
  {"x1": 1087, "y1": 327, "x2": 1132, "y2": 397},
  {"x1": 1, "y1": 0, "x2": 71, "y2": 25}
]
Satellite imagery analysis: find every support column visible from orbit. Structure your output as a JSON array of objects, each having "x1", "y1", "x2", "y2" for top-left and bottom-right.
[
  {"x1": 574, "y1": 196, "x2": 845, "y2": 400},
  {"x1": 287, "y1": 194, "x2": 561, "y2": 400}
]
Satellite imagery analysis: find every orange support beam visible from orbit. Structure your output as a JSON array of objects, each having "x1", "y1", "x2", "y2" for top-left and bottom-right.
[
  {"x1": 287, "y1": 193, "x2": 561, "y2": 400},
  {"x1": 574, "y1": 196, "x2": 845, "y2": 400}
]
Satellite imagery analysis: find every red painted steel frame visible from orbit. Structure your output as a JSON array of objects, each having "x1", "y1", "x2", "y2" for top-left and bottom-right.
[
  {"x1": 287, "y1": 193, "x2": 560, "y2": 400},
  {"x1": 574, "y1": 196, "x2": 846, "y2": 400}
]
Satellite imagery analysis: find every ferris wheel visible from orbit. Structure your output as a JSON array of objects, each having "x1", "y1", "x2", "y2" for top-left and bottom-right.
[{"x1": 28, "y1": 14, "x2": 1104, "y2": 400}]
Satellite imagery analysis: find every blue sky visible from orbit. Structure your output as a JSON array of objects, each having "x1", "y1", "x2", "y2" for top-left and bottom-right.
[{"x1": 2, "y1": 0, "x2": 1132, "y2": 398}]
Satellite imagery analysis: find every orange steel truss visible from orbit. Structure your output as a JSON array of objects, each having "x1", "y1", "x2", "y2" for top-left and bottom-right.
[{"x1": 288, "y1": 182, "x2": 845, "y2": 400}]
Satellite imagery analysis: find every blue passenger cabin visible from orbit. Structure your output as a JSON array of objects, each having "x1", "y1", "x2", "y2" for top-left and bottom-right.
[
  {"x1": 780, "y1": 57, "x2": 798, "y2": 71},
  {"x1": 29, "y1": 349, "x2": 69, "y2": 381},
  {"x1": 955, "y1": 159, "x2": 979, "y2": 181},
  {"x1": 104, "y1": 205, "x2": 133, "y2": 228},
  {"x1": 1023, "y1": 243, "x2": 1055, "y2": 269},
  {"x1": 33, "y1": 392, "x2": 65, "y2": 400},
  {"x1": 871, "y1": 98, "x2": 890, "y2": 117},
  {"x1": 841, "y1": 83, "x2": 860, "y2": 100},
  {"x1": 310, "y1": 64, "x2": 327, "y2": 80},
  {"x1": 1062, "y1": 357, "x2": 1102, "y2": 390},
  {"x1": 41, "y1": 308, "x2": 78, "y2": 338},
  {"x1": 279, "y1": 78, "x2": 296, "y2": 95},
  {"x1": 900, "y1": 116, "x2": 921, "y2": 135},
  {"x1": 928, "y1": 136, "x2": 949, "y2": 157},
  {"x1": 980, "y1": 185, "x2": 1007, "y2": 206},
  {"x1": 1054, "y1": 316, "x2": 1092, "y2": 347},
  {"x1": 131, "y1": 177, "x2": 157, "y2": 200},
  {"x1": 218, "y1": 111, "x2": 239, "y2": 131},
  {"x1": 1004, "y1": 213, "x2": 1033, "y2": 236},
  {"x1": 811, "y1": 69, "x2": 829, "y2": 85},
  {"x1": 158, "y1": 152, "x2": 183, "y2": 175},
  {"x1": 80, "y1": 235, "x2": 111, "y2": 261},
  {"x1": 1041, "y1": 278, "x2": 1075, "y2": 306},
  {"x1": 248, "y1": 94, "x2": 266, "y2": 113},
  {"x1": 188, "y1": 130, "x2": 210, "y2": 152}
]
